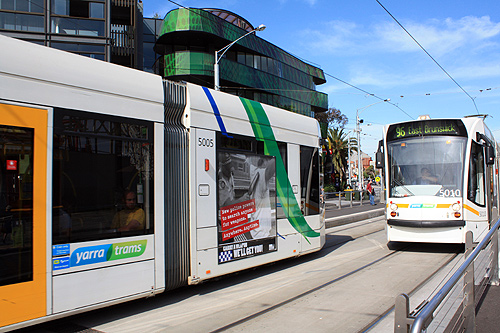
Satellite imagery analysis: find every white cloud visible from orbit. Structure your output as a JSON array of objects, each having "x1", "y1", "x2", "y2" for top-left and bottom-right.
[
  {"x1": 299, "y1": 20, "x2": 363, "y2": 55},
  {"x1": 346, "y1": 60, "x2": 500, "y2": 90},
  {"x1": 300, "y1": 15, "x2": 500, "y2": 58},
  {"x1": 374, "y1": 16, "x2": 500, "y2": 57}
]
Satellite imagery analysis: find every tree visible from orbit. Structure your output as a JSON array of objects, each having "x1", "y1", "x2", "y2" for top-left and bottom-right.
[
  {"x1": 326, "y1": 127, "x2": 357, "y2": 188},
  {"x1": 363, "y1": 165, "x2": 376, "y2": 180},
  {"x1": 315, "y1": 107, "x2": 348, "y2": 129}
]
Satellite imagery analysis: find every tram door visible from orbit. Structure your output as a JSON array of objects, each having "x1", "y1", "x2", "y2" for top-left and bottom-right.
[{"x1": 0, "y1": 103, "x2": 48, "y2": 327}]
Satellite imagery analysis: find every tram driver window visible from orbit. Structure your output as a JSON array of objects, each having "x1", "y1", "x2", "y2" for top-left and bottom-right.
[
  {"x1": 468, "y1": 141, "x2": 485, "y2": 207},
  {"x1": 52, "y1": 109, "x2": 154, "y2": 244}
]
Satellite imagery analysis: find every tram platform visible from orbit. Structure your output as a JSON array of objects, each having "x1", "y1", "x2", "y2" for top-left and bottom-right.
[
  {"x1": 476, "y1": 284, "x2": 500, "y2": 332},
  {"x1": 323, "y1": 196, "x2": 500, "y2": 332}
]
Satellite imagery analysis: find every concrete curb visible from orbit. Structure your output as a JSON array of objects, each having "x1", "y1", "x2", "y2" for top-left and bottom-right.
[{"x1": 325, "y1": 208, "x2": 385, "y2": 228}]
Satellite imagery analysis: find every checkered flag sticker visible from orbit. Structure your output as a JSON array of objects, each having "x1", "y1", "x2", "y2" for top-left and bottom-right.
[{"x1": 219, "y1": 250, "x2": 233, "y2": 263}]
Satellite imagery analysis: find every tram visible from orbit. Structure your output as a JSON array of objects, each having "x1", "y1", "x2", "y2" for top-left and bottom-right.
[
  {"x1": 376, "y1": 115, "x2": 499, "y2": 244},
  {"x1": 0, "y1": 35, "x2": 325, "y2": 330}
]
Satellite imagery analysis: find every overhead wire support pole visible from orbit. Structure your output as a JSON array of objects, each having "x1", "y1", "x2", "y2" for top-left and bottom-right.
[
  {"x1": 375, "y1": 0, "x2": 479, "y2": 114},
  {"x1": 356, "y1": 99, "x2": 390, "y2": 190}
]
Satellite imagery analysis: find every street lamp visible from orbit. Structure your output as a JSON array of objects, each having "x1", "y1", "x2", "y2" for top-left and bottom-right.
[
  {"x1": 214, "y1": 24, "x2": 266, "y2": 91},
  {"x1": 356, "y1": 99, "x2": 390, "y2": 190}
]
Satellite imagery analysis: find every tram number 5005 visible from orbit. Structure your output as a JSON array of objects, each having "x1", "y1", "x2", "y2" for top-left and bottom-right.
[
  {"x1": 198, "y1": 138, "x2": 214, "y2": 147},
  {"x1": 440, "y1": 189, "x2": 461, "y2": 197}
]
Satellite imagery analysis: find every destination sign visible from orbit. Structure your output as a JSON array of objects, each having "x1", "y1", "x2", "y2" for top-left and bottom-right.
[{"x1": 387, "y1": 119, "x2": 467, "y2": 141}]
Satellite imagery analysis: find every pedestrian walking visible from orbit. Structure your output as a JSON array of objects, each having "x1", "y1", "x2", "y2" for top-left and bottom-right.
[{"x1": 367, "y1": 181, "x2": 376, "y2": 205}]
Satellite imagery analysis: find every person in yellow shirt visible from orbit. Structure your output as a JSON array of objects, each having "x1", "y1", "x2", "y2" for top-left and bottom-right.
[{"x1": 111, "y1": 191, "x2": 145, "y2": 232}]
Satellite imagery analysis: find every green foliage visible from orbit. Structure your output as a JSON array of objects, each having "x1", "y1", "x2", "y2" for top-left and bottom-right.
[
  {"x1": 323, "y1": 183, "x2": 336, "y2": 192},
  {"x1": 364, "y1": 165, "x2": 376, "y2": 180},
  {"x1": 327, "y1": 127, "x2": 357, "y2": 182}
]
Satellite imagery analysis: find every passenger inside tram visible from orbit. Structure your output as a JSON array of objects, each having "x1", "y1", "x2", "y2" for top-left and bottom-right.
[{"x1": 110, "y1": 190, "x2": 145, "y2": 232}]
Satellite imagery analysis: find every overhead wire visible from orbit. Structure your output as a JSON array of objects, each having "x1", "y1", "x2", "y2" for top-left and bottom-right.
[
  {"x1": 163, "y1": 0, "x2": 415, "y2": 121},
  {"x1": 375, "y1": 0, "x2": 480, "y2": 114},
  {"x1": 324, "y1": 72, "x2": 414, "y2": 120}
]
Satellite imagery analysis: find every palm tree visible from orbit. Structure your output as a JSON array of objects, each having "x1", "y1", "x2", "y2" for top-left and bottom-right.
[{"x1": 327, "y1": 127, "x2": 357, "y2": 187}]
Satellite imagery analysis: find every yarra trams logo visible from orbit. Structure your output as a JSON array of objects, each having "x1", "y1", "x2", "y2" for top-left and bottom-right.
[{"x1": 70, "y1": 240, "x2": 147, "y2": 267}]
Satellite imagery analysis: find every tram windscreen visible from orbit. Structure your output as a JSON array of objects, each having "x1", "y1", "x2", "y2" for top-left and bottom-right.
[{"x1": 388, "y1": 136, "x2": 466, "y2": 197}]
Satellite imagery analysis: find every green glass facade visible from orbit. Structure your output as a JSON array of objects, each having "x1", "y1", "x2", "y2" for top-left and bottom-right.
[{"x1": 155, "y1": 8, "x2": 328, "y2": 116}]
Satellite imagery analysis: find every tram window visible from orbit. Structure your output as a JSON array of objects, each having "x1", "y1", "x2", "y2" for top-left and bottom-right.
[
  {"x1": 300, "y1": 146, "x2": 320, "y2": 216},
  {"x1": 490, "y1": 166, "x2": 496, "y2": 210},
  {"x1": 52, "y1": 109, "x2": 154, "y2": 244},
  {"x1": 218, "y1": 133, "x2": 287, "y2": 171},
  {"x1": 468, "y1": 141, "x2": 485, "y2": 207},
  {"x1": 258, "y1": 141, "x2": 287, "y2": 219},
  {"x1": 219, "y1": 134, "x2": 253, "y2": 152},
  {"x1": 0, "y1": 125, "x2": 34, "y2": 287},
  {"x1": 256, "y1": 140, "x2": 287, "y2": 171}
]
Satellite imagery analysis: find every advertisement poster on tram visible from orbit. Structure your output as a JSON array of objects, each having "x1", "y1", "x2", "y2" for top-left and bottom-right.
[{"x1": 217, "y1": 151, "x2": 277, "y2": 264}]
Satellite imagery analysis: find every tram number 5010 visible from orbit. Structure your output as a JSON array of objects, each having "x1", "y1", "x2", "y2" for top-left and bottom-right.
[
  {"x1": 439, "y1": 189, "x2": 461, "y2": 197},
  {"x1": 198, "y1": 138, "x2": 214, "y2": 147}
]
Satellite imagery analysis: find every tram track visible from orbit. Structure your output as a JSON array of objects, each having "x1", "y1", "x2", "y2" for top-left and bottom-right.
[
  {"x1": 20, "y1": 217, "x2": 462, "y2": 333},
  {"x1": 359, "y1": 250, "x2": 461, "y2": 332},
  {"x1": 210, "y1": 219, "x2": 407, "y2": 332},
  {"x1": 322, "y1": 216, "x2": 386, "y2": 250},
  {"x1": 328, "y1": 218, "x2": 384, "y2": 235},
  {"x1": 210, "y1": 218, "x2": 462, "y2": 333}
]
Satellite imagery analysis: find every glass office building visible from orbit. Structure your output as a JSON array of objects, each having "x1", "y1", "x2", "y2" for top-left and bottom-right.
[{"x1": 154, "y1": 8, "x2": 328, "y2": 117}]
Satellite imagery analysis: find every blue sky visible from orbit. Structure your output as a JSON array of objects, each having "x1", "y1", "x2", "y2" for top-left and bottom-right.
[{"x1": 143, "y1": 0, "x2": 500, "y2": 157}]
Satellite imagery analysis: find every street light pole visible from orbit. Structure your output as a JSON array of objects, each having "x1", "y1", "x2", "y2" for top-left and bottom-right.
[
  {"x1": 348, "y1": 137, "x2": 351, "y2": 186},
  {"x1": 356, "y1": 99, "x2": 390, "y2": 190},
  {"x1": 214, "y1": 24, "x2": 266, "y2": 91}
]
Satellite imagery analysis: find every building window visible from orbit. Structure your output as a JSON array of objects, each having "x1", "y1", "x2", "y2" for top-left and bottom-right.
[
  {"x1": 245, "y1": 53, "x2": 253, "y2": 67},
  {"x1": 51, "y1": 16, "x2": 104, "y2": 36},
  {"x1": 51, "y1": 0, "x2": 68, "y2": 15},
  {"x1": 89, "y1": 2, "x2": 103, "y2": 19},
  {"x1": 51, "y1": 41, "x2": 105, "y2": 60},
  {"x1": 0, "y1": 11, "x2": 44, "y2": 32},
  {"x1": 0, "y1": 0, "x2": 43, "y2": 13}
]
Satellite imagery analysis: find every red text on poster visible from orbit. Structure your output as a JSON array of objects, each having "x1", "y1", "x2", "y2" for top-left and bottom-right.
[
  {"x1": 222, "y1": 220, "x2": 259, "y2": 241},
  {"x1": 220, "y1": 199, "x2": 256, "y2": 231}
]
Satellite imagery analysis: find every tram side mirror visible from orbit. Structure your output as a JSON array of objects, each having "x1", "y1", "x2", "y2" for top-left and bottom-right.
[
  {"x1": 486, "y1": 145, "x2": 495, "y2": 165},
  {"x1": 376, "y1": 151, "x2": 384, "y2": 169},
  {"x1": 375, "y1": 140, "x2": 384, "y2": 169},
  {"x1": 477, "y1": 132, "x2": 495, "y2": 165}
]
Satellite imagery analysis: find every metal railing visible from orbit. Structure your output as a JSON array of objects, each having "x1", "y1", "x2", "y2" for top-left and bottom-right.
[
  {"x1": 394, "y1": 218, "x2": 500, "y2": 332},
  {"x1": 325, "y1": 188, "x2": 384, "y2": 209},
  {"x1": 325, "y1": 190, "x2": 365, "y2": 208}
]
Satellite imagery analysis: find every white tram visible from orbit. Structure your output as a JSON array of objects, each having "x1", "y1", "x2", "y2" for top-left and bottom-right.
[
  {"x1": 376, "y1": 115, "x2": 499, "y2": 244},
  {"x1": 0, "y1": 35, "x2": 325, "y2": 330}
]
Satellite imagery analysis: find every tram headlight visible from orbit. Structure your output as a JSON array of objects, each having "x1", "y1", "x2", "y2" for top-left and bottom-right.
[
  {"x1": 390, "y1": 203, "x2": 398, "y2": 211},
  {"x1": 451, "y1": 203, "x2": 461, "y2": 212}
]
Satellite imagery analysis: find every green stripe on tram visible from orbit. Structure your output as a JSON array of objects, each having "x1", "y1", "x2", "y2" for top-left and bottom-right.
[{"x1": 239, "y1": 97, "x2": 320, "y2": 240}]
